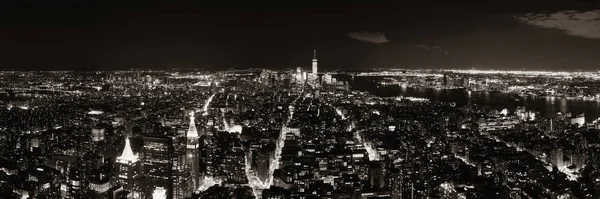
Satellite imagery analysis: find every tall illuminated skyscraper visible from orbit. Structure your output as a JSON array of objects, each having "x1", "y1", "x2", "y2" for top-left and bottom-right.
[
  {"x1": 115, "y1": 137, "x2": 142, "y2": 198},
  {"x1": 142, "y1": 134, "x2": 190, "y2": 199},
  {"x1": 186, "y1": 112, "x2": 200, "y2": 190},
  {"x1": 312, "y1": 50, "x2": 318, "y2": 75}
]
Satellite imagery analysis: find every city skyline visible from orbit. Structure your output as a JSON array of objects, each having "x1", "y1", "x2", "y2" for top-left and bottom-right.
[
  {"x1": 4, "y1": 1, "x2": 600, "y2": 199},
  {"x1": 3, "y1": 66, "x2": 600, "y2": 198}
]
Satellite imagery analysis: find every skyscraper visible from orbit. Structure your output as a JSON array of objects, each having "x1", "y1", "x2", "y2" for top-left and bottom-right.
[
  {"x1": 295, "y1": 67, "x2": 303, "y2": 84},
  {"x1": 142, "y1": 136, "x2": 172, "y2": 198},
  {"x1": 368, "y1": 162, "x2": 385, "y2": 189},
  {"x1": 186, "y1": 112, "x2": 200, "y2": 190},
  {"x1": 443, "y1": 74, "x2": 448, "y2": 88},
  {"x1": 312, "y1": 50, "x2": 317, "y2": 75},
  {"x1": 142, "y1": 135, "x2": 191, "y2": 199},
  {"x1": 115, "y1": 137, "x2": 142, "y2": 198}
]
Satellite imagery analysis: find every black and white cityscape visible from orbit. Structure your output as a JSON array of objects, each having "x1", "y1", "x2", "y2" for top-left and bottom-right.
[{"x1": 3, "y1": 1, "x2": 600, "y2": 199}]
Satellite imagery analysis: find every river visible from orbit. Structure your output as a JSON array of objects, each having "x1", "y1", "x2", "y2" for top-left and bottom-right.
[{"x1": 346, "y1": 76, "x2": 600, "y2": 122}]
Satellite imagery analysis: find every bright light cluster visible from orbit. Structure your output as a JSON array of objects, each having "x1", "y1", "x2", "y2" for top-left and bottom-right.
[
  {"x1": 197, "y1": 176, "x2": 223, "y2": 192},
  {"x1": 354, "y1": 131, "x2": 382, "y2": 161},
  {"x1": 444, "y1": 69, "x2": 575, "y2": 76}
]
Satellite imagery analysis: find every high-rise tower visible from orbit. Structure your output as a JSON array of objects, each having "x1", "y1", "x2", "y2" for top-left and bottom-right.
[
  {"x1": 186, "y1": 111, "x2": 200, "y2": 190},
  {"x1": 116, "y1": 137, "x2": 142, "y2": 198},
  {"x1": 142, "y1": 134, "x2": 190, "y2": 199},
  {"x1": 312, "y1": 50, "x2": 318, "y2": 75}
]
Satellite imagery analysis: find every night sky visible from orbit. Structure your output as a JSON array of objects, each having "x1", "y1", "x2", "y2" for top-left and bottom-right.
[{"x1": 1, "y1": 1, "x2": 599, "y2": 71}]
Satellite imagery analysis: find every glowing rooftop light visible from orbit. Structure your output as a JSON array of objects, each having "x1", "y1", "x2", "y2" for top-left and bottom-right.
[
  {"x1": 500, "y1": 109, "x2": 508, "y2": 116},
  {"x1": 152, "y1": 187, "x2": 166, "y2": 199},
  {"x1": 187, "y1": 112, "x2": 198, "y2": 138},
  {"x1": 228, "y1": 125, "x2": 242, "y2": 134},
  {"x1": 117, "y1": 138, "x2": 138, "y2": 164}
]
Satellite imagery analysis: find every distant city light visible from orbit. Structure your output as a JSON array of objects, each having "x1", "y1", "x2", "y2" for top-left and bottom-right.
[
  {"x1": 1, "y1": 65, "x2": 597, "y2": 199},
  {"x1": 87, "y1": 110, "x2": 104, "y2": 115}
]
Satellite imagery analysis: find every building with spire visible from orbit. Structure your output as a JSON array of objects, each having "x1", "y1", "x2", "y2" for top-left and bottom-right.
[
  {"x1": 186, "y1": 111, "x2": 200, "y2": 191},
  {"x1": 312, "y1": 49, "x2": 318, "y2": 75},
  {"x1": 311, "y1": 50, "x2": 319, "y2": 85},
  {"x1": 115, "y1": 137, "x2": 143, "y2": 198}
]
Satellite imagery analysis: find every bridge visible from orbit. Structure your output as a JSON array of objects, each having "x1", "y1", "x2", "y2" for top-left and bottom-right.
[{"x1": 224, "y1": 68, "x2": 256, "y2": 72}]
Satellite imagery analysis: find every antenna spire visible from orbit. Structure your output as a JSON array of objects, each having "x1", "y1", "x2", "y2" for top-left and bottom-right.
[{"x1": 313, "y1": 49, "x2": 316, "y2": 59}]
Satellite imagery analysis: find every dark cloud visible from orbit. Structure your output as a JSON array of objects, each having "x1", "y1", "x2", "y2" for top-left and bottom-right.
[
  {"x1": 416, "y1": 45, "x2": 449, "y2": 55},
  {"x1": 515, "y1": 9, "x2": 600, "y2": 39},
  {"x1": 348, "y1": 31, "x2": 390, "y2": 43}
]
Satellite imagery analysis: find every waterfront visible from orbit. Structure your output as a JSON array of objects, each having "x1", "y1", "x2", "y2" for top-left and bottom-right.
[{"x1": 351, "y1": 77, "x2": 600, "y2": 122}]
